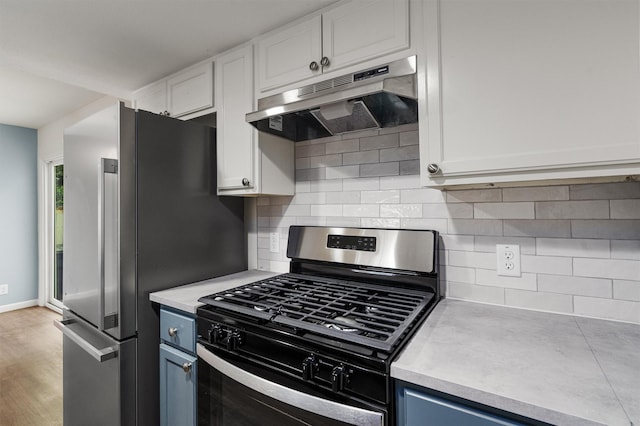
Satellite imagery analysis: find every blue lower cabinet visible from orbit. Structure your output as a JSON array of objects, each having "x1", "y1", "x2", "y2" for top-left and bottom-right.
[
  {"x1": 397, "y1": 385, "x2": 525, "y2": 426},
  {"x1": 160, "y1": 343, "x2": 197, "y2": 426}
]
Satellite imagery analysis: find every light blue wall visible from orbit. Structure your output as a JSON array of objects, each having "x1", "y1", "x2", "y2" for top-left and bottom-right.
[{"x1": 0, "y1": 123, "x2": 38, "y2": 308}]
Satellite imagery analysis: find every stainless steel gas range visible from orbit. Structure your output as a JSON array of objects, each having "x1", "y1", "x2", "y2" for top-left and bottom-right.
[{"x1": 196, "y1": 226, "x2": 440, "y2": 425}]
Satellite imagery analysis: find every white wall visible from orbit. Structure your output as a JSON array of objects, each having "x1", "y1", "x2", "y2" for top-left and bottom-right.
[{"x1": 255, "y1": 124, "x2": 640, "y2": 324}]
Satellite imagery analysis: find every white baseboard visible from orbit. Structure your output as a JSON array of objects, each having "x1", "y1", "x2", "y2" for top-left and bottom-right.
[{"x1": 0, "y1": 299, "x2": 39, "y2": 314}]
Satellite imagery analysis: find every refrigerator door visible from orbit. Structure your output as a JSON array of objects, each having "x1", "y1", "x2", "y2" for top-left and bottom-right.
[
  {"x1": 56, "y1": 310, "x2": 136, "y2": 426},
  {"x1": 63, "y1": 103, "x2": 122, "y2": 332}
]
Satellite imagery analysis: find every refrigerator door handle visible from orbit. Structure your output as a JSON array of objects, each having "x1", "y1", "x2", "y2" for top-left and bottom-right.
[
  {"x1": 100, "y1": 158, "x2": 119, "y2": 331},
  {"x1": 54, "y1": 319, "x2": 118, "y2": 362}
]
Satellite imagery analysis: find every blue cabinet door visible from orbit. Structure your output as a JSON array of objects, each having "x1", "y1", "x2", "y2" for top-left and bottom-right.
[
  {"x1": 399, "y1": 386, "x2": 524, "y2": 426},
  {"x1": 160, "y1": 343, "x2": 197, "y2": 426}
]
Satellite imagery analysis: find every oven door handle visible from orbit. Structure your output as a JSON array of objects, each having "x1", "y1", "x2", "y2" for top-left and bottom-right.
[{"x1": 197, "y1": 344, "x2": 384, "y2": 426}]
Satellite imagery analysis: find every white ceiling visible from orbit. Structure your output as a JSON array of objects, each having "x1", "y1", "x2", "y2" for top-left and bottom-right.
[{"x1": 0, "y1": 0, "x2": 337, "y2": 129}]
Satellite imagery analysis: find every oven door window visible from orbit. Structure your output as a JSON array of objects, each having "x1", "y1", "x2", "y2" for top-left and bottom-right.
[{"x1": 198, "y1": 348, "x2": 384, "y2": 426}]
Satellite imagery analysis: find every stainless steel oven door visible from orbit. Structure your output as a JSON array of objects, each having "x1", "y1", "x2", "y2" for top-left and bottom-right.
[{"x1": 197, "y1": 343, "x2": 384, "y2": 426}]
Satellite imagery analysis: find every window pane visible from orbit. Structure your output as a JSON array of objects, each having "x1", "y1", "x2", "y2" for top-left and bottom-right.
[{"x1": 54, "y1": 164, "x2": 63, "y2": 302}]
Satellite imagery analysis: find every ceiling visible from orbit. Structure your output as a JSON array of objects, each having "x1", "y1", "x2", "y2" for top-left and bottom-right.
[{"x1": 0, "y1": 0, "x2": 337, "y2": 129}]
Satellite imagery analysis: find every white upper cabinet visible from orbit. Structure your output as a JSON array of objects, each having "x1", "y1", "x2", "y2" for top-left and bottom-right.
[
  {"x1": 216, "y1": 45, "x2": 294, "y2": 196},
  {"x1": 132, "y1": 61, "x2": 213, "y2": 118},
  {"x1": 420, "y1": 0, "x2": 640, "y2": 187},
  {"x1": 257, "y1": 0, "x2": 409, "y2": 93}
]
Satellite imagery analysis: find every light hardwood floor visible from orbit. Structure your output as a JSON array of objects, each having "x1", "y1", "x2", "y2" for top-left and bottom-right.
[{"x1": 0, "y1": 307, "x2": 63, "y2": 426}]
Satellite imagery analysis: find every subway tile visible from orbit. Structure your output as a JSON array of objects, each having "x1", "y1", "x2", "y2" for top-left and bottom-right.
[
  {"x1": 343, "y1": 177, "x2": 379, "y2": 191},
  {"x1": 269, "y1": 261, "x2": 290, "y2": 274},
  {"x1": 477, "y1": 237, "x2": 538, "y2": 256},
  {"x1": 448, "y1": 219, "x2": 503, "y2": 236},
  {"x1": 380, "y1": 175, "x2": 421, "y2": 190},
  {"x1": 538, "y1": 274, "x2": 612, "y2": 298},
  {"x1": 257, "y1": 237, "x2": 269, "y2": 250},
  {"x1": 475, "y1": 202, "x2": 535, "y2": 219},
  {"x1": 401, "y1": 218, "x2": 448, "y2": 232},
  {"x1": 326, "y1": 165, "x2": 359, "y2": 180},
  {"x1": 399, "y1": 160, "x2": 420, "y2": 176},
  {"x1": 476, "y1": 269, "x2": 537, "y2": 290},
  {"x1": 310, "y1": 204, "x2": 343, "y2": 217},
  {"x1": 282, "y1": 204, "x2": 311, "y2": 217},
  {"x1": 295, "y1": 143, "x2": 325, "y2": 158},
  {"x1": 447, "y1": 282, "x2": 505, "y2": 304},
  {"x1": 535, "y1": 200, "x2": 609, "y2": 219},
  {"x1": 423, "y1": 203, "x2": 473, "y2": 219},
  {"x1": 611, "y1": 240, "x2": 640, "y2": 260},
  {"x1": 441, "y1": 235, "x2": 475, "y2": 251},
  {"x1": 296, "y1": 157, "x2": 310, "y2": 169},
  {"x1": 360, "y1": 162, "x2": 399, "y2": 177},
  {"x1": 574, "y1": 296, "x2": 640, "y2": 323},
  {"x1": 381, "y1": 204, "x2": 422, "y2": 218},
  {"x1": 343, "y1": 204, "x2": 380, "y2": 217},
  {"x1": 344, "y1": 128, "x2": 379, "y2": 139},
  {"x1": 537, "y1": 238, "x2": 610, "y2": 258},
  {"x1": 399, "y1": 130, "x2": 419, "y2": 146},
  {"x1": 611, "y1": 200, "x2": 640, "y2": 219},
  {"x1": 446, "y1": 189, "x2": 502, "y2": 203},
  {"x1": 257, "y1": 258, "x2": 271, "y2": 271},
  {"x1": 613, "y1": 280, "x2": 640, "y2": 302},
  {"x1": 502, "y1": 186, "x2": 569, "y2": 202},
  {"x1": 380, "y1": 146, "x2": 419, "y2": 162},
  {"x1": 257, "y1": 217, "x2": 270, "y2": 227},
  {"x1": 503, "y1": 220, "x2": 571, "y2": 238},
  {"x1": 296, "y1": 216, "x2": 327, "y2": 226},
  {"x1": 270, "y1": 216, "x2": 297, "y2": 228},
  {"x1": 361, "y1": 190, "x2": 400, "y2": 204},
  {"x1": 326, "y1": 191, "x2": 361, "y2": 204},
  {"x1": 256, "y1": 197, "x2": 271, "y2": 206},
  {"x1": 571, "y1": 220, "x2": 640, "y2": 240},
  {"x1": 309, "y1": 154, "x2": 342, "y2": 168},
  {"x1": 401, "y1": 188, "x2": 446, "y2": 203},
  {"x1": 292, "y1": 192, "x2": 326, "y2": 205},
  {"x1": 296, "y1": 168, "x2": 325, "y2": 181},
  {"x1": 574, "y1": 258, "x2": 640, "y2": 281},
  {"x1": 380, "y1": 122, "x2": 418, "y2": 135},
  {"x1": 343, "y1": 150, "x2": 379, "y2": 165},
  {"x1": 359, "y1": 133, "x2": 398, "y2": 151},
  {"x1": 310, "y1": 180, "x2": 343, "y2": 192},
  {"x1": 270, "y1": 196, "x2": 293, "y2": 206},
  {"x1": 325, "y1": 138, "x2": 359, "y2": 154},
  {"x1": 444, "y1": 266, "x2": 475, "y2": 284},
  {"x1": 305, "y1": 135, "x2": 341, "y2": 145},
  {"x1": 362, "y1": 218, "x2": 401, "y2": 228},
  {"x1": 505, "y1": 289, "x2": 573, "y2": 314},
  {"x1": 521, "y1": 255, "x2": 573, "y2": 275},
  {"x1": 448, "y1": 250, "x2": 496, "y2": 270},
  {"x1": 570, "y1": 182, "x2": 640, "y2": 200},
  {"x1": 326, "y1": 216, "x2": 361, "y2": 227},
  {"x1": 295, "y1": 181, "x2": 311, "y2": 193}
]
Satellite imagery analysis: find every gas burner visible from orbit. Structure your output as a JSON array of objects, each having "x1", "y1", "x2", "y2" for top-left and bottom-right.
[
  {"x1": 253, "y1": 305, "x2": 268, "y2": 312},
  {"x1": 325, "y1": 316, "x2": 362, "y2": 334}
]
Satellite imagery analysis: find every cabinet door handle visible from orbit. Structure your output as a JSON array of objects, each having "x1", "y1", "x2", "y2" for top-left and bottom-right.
[
  {"x1": 241, "y1": 178, "x2": 250, "y2": 186},
  {"x1": 320, "y1": 56, "x2": 330, "y2": 67},
  {"x1": 168, "y1": 327, "x2": 178, "y2": 337},
  {"x1": 182, "y1": 362, "x2": 193, "y2": 373},
  {"x1": 427, "y1": 163, "x2": 440, "y2": 174},
  {"x1": 309, "y1": 61, "x2": 319, "y2": 71}
]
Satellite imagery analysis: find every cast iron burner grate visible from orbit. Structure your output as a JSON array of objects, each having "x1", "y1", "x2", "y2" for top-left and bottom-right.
[{"x1": 199, "y1": 273, "x2": 435, "y2": 352}]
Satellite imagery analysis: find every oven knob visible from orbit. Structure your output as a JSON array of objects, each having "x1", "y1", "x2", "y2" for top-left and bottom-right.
[
  {"x1": 331, "y1": 365, "x2": 349, "y2": 392},
  {"x1": 226, "y1": 330, "x2": 242, "y2": 351},
  {"x1": 208, "y1": 325, "x2": 223, "y2": 344},
  {"x1": 302, "y1": 355, "x2": 318, "y2": 381}
]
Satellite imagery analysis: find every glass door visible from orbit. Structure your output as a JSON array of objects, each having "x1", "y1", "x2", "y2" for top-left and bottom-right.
[{"x1": 47, "y1": 160, "x2": 65, "y2": 310}]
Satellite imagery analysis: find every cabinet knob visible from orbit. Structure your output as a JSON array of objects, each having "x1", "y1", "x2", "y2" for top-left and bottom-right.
[
  {"x1": 182, "y1": 362, "x2": 192, "y2": 373},
  {"x1": 309, "y1": 61, "x2": 319, "y2": 71},
  {"x1": 320, "y1": 56, "x2": 330, "y2": 67},
  {"x1": 427, "y1": 163, "x2": 440, "y2": 174},
  {"x1": 241, "y1": 178, "x2": 250, "y2": 186},
  {"x1": 159, "y1": 110, "x2": 171, "y2": 116},
  {"x1": 168, "y1": 327, "x2": 178, "y2": 337}
]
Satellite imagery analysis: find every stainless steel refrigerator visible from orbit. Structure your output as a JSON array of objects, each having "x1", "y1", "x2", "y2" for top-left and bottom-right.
[{"x1": 54, "y1": 102, "x2": 247, "y2": 425}]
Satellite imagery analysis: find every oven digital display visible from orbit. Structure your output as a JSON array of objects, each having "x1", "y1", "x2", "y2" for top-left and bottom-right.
[{"x1": 327, "y1": 235, "x2": 376, "y2": 251}]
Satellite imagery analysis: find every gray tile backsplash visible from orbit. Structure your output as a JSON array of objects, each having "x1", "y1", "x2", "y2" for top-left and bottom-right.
[{"x1": 255, "y1": 124, "x2": 640, "y2": 324}]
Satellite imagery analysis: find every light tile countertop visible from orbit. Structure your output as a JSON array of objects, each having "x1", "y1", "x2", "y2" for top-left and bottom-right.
[{"x1": 392, "y1": 298, "x2": 640, "y2": 426}]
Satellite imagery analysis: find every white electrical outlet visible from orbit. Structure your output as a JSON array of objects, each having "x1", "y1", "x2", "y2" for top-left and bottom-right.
[
  {"x1": 0, "y1": 284, "x2": 8, "y2": 295},
  {"x1": 269, "y1": 232, "x2": 280, "y2": 253},
  {"x1": 496, "y1": 244, "x2": 521, "y2": 277}
]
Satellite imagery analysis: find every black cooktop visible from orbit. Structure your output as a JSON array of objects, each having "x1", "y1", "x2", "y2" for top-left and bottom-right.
[{"x1": 198, "y1": 273, "x2": 435, "y2": 352}]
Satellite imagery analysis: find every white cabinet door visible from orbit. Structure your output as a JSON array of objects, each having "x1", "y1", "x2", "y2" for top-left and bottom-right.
[
  {"x1": 167, "y1": 62, "x2": 213, "y2": 117},
  {"x1": 257, "y1": 15, "x2": 322, "y2": 92},
  {"x1": 216, "y1": 45, "x2": 255, "y2": 191},
  {"x1": 133, "y1": 80, "x2": 167, "y2": 115},
  {"x1": 322, "y1": 0, "x2": 409, "y2": 72},
  {"x1": 421, "y1": 0, "x2": 640, "y2": 187}
]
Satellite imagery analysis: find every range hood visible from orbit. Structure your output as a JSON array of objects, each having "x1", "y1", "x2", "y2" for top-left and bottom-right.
[{"x1": 246, "y1": 56, "x2": 418, "y2": 142}]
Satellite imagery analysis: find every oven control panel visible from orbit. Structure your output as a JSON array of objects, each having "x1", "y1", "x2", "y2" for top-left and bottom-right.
[
  {"x1": 206, "y1": 323, "x2": 245, "y2": 352},
  {"x1": 327, "y1": 235, "x2": 376, "y2": 252}
]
